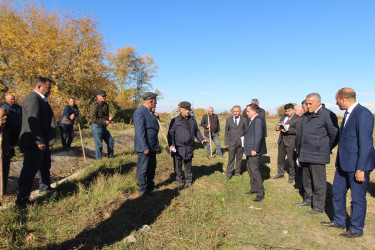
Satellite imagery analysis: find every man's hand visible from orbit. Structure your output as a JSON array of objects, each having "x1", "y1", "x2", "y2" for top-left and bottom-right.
[
  {"x1": 218, "y1": 132, "x2": 220, "y2": 136},
  {"x1": 70, "y1": 114, "x2": 75, "y2": 120},
  {"x1": 105, "y1": 120, "x2": 111, "y2": 125},
  {"x1": 226, "y1": 145, "x2": 229, "y2": 148},
  {"x1": 38, "y1": 144, "x2": 47, "y2": 150},
  {"x1": 207, "y1": 124, "x2": 210, "y2": 128},
  {"x1": 280, "y1": 128, "x2": 287, "y2": 133},
  {"x1": 251, "y1": 150, "x2": 257, "y2": 156},
  {"x1": 109, "y1": 115, "x2": 113, "y2": 121},
  {"x1": 143, "y1": 149, "x2": 149, "y2": 155},
  {"x1": 355, "y1": 171, "x2": 366, "y2": 182},
  {"x1": 276, "y1": 125, "x2": 281, "y2": 131},
  {"x1": 201, "y1": 140, "x2": 209, "y2": 144},
  {"x1": 169, "y1": 146, "x2": 175, "y2": 152}
]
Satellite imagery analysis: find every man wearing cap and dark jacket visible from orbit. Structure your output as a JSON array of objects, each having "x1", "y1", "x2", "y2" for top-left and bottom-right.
[
  {"x1": 168, "y1": 101, "x2": 208, "y2": 187},
  {"x1": 90, "y1": 90, "x2": 114, "y2": 160},
  {"x1": 133, "y1": 92, "x2": 159, "y2": 196}
]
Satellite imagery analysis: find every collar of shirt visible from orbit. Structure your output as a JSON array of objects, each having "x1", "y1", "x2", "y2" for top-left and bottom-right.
[
  {"x1": 347, "y1": 102, "x2": 358, "y2": 114},
  {"x1": 314, "y1": 105, "x2": 323, "y2": 113},
  {"x1": 33, "y1": 90, "x2": 47, "y2": 102},
  {"x1": 233, "y1": 115, "x2": 240, "y2": 122},
  {"x1": 250, "y1": 114, "x2": 258, "y2": 122}
]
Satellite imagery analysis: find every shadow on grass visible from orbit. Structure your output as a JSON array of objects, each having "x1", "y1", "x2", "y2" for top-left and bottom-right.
[
  {"x1": 37, "y1": 162, "x2": 136, "y2": 204},
  {"x1": 325, "y1": 181, "x2": 334, "y2": 220},
  {"x1": 192, "y1": 162, "x2": 223, "y2": 181},
  {"x1": 260, "y1": 156, "x2": 271, "y2": 180},
  {"x1": 367, "y1": 181, "x2": 375, "y2": 198},
  {"x1": 45, "y1": 188, "x2": 180, "y2": 249}
]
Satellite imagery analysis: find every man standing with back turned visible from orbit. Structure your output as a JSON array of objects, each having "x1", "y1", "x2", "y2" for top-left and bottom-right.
[
  {"x1": 16, "y1": 77, "x2": 56, "y2": 207},
  {"x1": 133, "y1": 92, "x2": 159, "y2": 196},
  {"x1": 321, "y1": 88, "x2": 374, "y2": 238}
]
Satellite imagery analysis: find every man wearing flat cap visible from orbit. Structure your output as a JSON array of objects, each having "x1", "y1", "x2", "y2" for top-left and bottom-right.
[
  {"x1": 133, "y1": 92, "x2": 159, "y2": 196},
  {"x1": 89, "y1": 90, "x2": 114, "y2": 160},
  {"x1": 168, "y1": 101, "x2": 208, "y2": 187}
]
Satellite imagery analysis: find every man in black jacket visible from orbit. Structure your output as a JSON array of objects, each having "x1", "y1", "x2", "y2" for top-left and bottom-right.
[
  {"x1": 16, "y1": 77, "x2": 56, "y2": 206},
  {"x1": 273, "y1": 103, "x2": 302, "y2": 183},
  {"x1": 200, "y1": 107, "x2": 222, "y2": 157},
  {"x1": 295, "y1": 93, "x2": 339, "y2": 215}
]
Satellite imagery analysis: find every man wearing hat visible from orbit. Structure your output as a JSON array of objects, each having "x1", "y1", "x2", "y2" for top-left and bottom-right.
[
  {"x1": 133, "y1": 92, "x2": 159, "y2": 196},
  {"x1": 168, "y1": 101, "x2": 208, "y2": 187},
  {"x1": 89, "y1": 90, "x2": 114, "y2": 160}
]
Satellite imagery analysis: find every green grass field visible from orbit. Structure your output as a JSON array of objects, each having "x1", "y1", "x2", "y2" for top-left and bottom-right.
[{"x1": 1, "y1": 117, "x2": 375, "y2": 249}]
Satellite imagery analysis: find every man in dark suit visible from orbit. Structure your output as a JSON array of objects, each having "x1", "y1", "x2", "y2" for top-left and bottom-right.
[
  {"x1": 0, "y1": 108, "x2": 11, "y2": 206},
  {"x1": 168, "y1": 102, "x2": 208, "y2": 187},
  {"x1": 224, "y1": 105, "x2": 247, "y2": 180},
  {"x1": 273, "y1": 103, "x2": 302, "y2": 183},
  {"x1": 295, "y1": 93, "x2": 339, "y2": 215},
  {"x1": 321, "y1": 88, "x2": 374, "y2": 238},
  {"x1": 244, "y1": 104, "x2": 267, "y2": 202},
  {"x1": 242, "y1": 99, "x2": 267, "y2": 137},
  {"x1": 133, "y1": 92, "x2": 159, "y2": 196},
  {"x1": 200, "y1": 107, "x2": 222, "y2": 157},
  {"x1": 16, "y1": 77, "x2": 56, "y2": 206}
]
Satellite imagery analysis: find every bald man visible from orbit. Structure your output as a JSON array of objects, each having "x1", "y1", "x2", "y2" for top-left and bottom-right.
[
  {"x1": 1, "y1": 94, "x2": 22, "y2": 147},
  {"x1": 321, "y1": 88, "x2": 375, "y2": 238}
]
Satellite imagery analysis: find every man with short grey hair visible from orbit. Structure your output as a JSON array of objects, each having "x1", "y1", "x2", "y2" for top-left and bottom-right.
[
  {"x1": 225, "y1": 105, "x2": 247, "y2": 180},
  {"x1": 295, "y1": 93, "x2": 339, "y2": 215}
]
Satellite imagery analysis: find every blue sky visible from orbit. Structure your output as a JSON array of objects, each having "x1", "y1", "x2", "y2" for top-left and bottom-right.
[{"x1": 37, "y1": 0, "x2": 375, "y2": 115}]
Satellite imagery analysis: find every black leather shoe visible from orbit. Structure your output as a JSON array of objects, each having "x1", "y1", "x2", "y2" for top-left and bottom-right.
[
  {"x1": 15, "y1": 199, "x2": 35, "y2": 208},
  {"x1": 245, "y1": 190, "x2": 257, "y2": 195},
  {"x1": 272, "y1": 174, "x2": 284, "y2": 179},
  {"x1": 253, "y1": 196, "x2": 264, "y2": 202},
  {"x1": 320, "y1": 221, "x2": 345, "y2": 229},
  {"x1": 306, "y1": 209, "x2": 323, "y2": 215},
  {"x1": 295, "y1": 201, "x2": 310, "y2": 207},
  {"x1": 339, "y1": 230, "x2": 362, "y2": 238}
]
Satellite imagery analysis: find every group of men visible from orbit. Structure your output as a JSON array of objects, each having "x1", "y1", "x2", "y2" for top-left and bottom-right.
[
  {"x1": 273, "y1": 90, "x2": 374, "y2": 238},
  {"x1": 1, "y1": 79, "x2": 373, "y2": 239},
  {"x1": 0, "y1": 76, "x2": 116, "y2": 206}
]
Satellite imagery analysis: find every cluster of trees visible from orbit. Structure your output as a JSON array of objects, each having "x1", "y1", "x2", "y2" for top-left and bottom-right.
[{"x1": 0, "y1": 1, "x2": 159, "y2": 122}]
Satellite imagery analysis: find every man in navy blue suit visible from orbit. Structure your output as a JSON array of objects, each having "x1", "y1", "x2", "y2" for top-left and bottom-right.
[
  {"x1": 321, "y1": 88, "x2": 375, "y2": 238},
  {"x1": 243, "y1": 104, "x2": 267, "y2": 202},
  {"x1": 133, "y1": 92, "x2": 159, "y2": 196}
]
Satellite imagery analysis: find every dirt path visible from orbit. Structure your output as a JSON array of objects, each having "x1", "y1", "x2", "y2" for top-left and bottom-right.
[{"x1": 3, "y1": 133, "x2": 135, "y2": 204}]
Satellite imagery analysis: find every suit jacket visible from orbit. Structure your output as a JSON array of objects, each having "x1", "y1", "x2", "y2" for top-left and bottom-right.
[
  {"x1": 242, "y1": 107, "x2": 267, "y2": 136},
  {"x1": 200, "y1": 113, "x2": 220, "y2": 137},
  {"x1": 336, "y1": 104, "x2": 375, "y2": 172},
  {"x1": 19, "y1": 91, "x2": 55, "y2": 149},
  {"x1": 244, "y1": 115, "x2": 267, "y2": 156},
  {"x1": 278, "y1": 114, "x2": 302, "y2": 147},
  {"x1": 224, "y1": 116, "x2": 247, "y2": 147},
  {"x1": 133, "y1": 104, "x2": 159, "y2": 153}
]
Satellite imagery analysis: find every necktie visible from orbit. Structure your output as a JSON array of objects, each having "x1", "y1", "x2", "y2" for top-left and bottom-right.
[
  {"x1": 235, "y1": 116, "x2": 239, "y2": 125},
  {"x1": 341, "y1": 111, "x2": 348, "y2": 131},
  {"x1": 285, "y1": 117, "x2": 290, "y2": 125}
]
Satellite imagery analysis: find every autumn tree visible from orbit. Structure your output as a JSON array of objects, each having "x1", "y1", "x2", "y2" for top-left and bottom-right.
[
  {"x1": 0, "y1": 0, "x2": 116, "y2": 121},
  {"x1": 108, "y1": 46, "x2": 159, "y2": 107}
]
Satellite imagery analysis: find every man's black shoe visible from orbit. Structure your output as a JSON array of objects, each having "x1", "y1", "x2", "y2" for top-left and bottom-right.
[
  {"x1": 339, "y1": 230, "x2": 362, "y2": 238},
  {"x1": 253, "y1": 196, "x2": 264, "y2": 202},
  {"x1": 306, "y1": 209, "x2": 323, "y2": 215},
  {"x1": 320, "y1": 221, "x2": 345, "y2": 229},
  {"x1": 272, "y1": 174, "x2": 284, "y2": 179},
  {"x1": 15, "y1": 199, "x2": 34, "y2": 208},
  {"x1": 226, "y1": 176, "x2": 232, "y2": 181},
  {"x1": 295, "y1": 201, "x2": 310, "y2": 207},
  {"x1": 245, "y1": 190, "x2": 257, "y2": 195}
]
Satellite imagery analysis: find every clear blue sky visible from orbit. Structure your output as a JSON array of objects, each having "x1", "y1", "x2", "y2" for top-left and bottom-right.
[{"x1": 37, "y1": 0, "x2": 375, "y2": 115}]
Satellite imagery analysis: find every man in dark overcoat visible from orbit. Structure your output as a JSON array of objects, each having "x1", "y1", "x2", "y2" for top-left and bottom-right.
[{"x1": 168, "y1": 102, "x2": 208, "y2": 187}]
